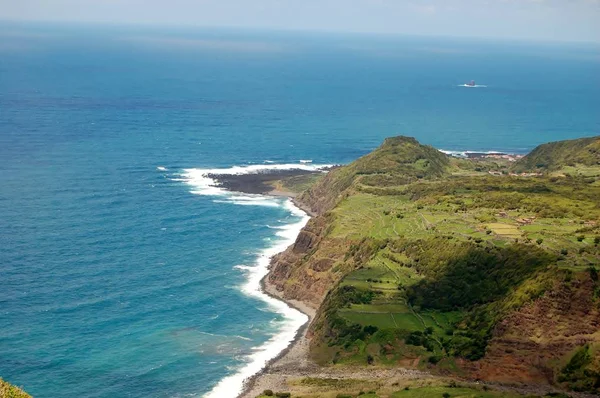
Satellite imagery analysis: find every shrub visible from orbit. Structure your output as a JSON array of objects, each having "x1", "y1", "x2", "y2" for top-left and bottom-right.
[
  {"x1": 595, "y1": 236, "x2": 600, "y2": 245},
  {"x1": 428, "y1": 355, "x2": 443, "y2": 364},
  {"x1": 443, "y1": 393, "x2": 451, "y2": 398},
  {"x1": 560, "y1": 248, "x2": 568, "y2": 255},
  {"x1": 558, "y1": 345, "x2": 593, "y2": 391},
  {"x1": 364, "y1": 325, "x2": 378, "y2": 335},
  {"x1": 263, "y1": 390, "x2": 274, "y2": 396},
  {"x1": 589, "y1": 267, "x2": 599, "y2": 282},
  {"x1": 536, "y1": 238, "x2": 543, "y2": 245},
  {"x1": 275, "y1": 393, "x2": 291, "y2": 398},
  {"x1": 486, "y1": 230, "x2": 492, "y2": 235},
  {"x1": 577, "y1": 235, "x2": 585, "y2": 242}
]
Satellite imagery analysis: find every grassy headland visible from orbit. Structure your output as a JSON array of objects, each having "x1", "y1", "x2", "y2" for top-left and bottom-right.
[{"x1": 259, "y1": 136, "x2": 600, "y2": 397}]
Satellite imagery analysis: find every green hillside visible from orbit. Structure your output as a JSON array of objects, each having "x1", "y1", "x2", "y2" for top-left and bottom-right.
[
  {"x1": 267, "y1": 136, "x2": 600, "y2": 397},
  {"x1": 513, "y1": 135, "x2": 600, "y2": 174},
  {"x1": 299, "y1": 136, "x2": 450, "y2": 214}
]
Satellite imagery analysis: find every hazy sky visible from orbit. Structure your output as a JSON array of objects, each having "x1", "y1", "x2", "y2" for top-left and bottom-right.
[{"x1": 1, "y1": 0, "x2": 599, "y2": 42}]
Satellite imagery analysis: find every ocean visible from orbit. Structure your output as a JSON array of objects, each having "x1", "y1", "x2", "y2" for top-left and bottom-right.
[{"x1": 0, "y1": 23, "x2": 598, "y2": 397}]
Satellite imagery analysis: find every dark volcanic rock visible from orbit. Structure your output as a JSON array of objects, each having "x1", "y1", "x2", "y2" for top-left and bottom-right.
[{"x1": 209, "y1": 169, "x2": 319, "y2": 195}]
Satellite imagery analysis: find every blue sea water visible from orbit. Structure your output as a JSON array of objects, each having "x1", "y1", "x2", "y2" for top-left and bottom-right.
[{"x1": 0, "y1": 23, "x2": 599, "y2": 397}]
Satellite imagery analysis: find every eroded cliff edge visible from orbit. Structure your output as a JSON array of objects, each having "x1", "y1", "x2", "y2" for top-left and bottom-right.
[{"x1": 264, "y1": 135, "x2": 600, "y2": 396}]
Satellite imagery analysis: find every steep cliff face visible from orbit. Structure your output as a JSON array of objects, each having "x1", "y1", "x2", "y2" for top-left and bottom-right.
[
  {"x1": 267, "y1": 215, "x2": 333, "y2": 308},
  {"x1": 268, "y1": 136, "x2": 451, "y2": 307},
  {"x1": 267, "y1": 135, "x2": 600, "y2": 395},
  {"x1": 267, "y1": 214, "x2": 374, "y2": 309},
  {"x1": 463, "y1": 273, "x2": 600, "y2": 388}
]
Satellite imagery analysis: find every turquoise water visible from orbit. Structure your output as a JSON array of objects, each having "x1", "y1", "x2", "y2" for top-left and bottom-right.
[{"x1": 0, "y1": 24, "x2": 598, "y2": 397}]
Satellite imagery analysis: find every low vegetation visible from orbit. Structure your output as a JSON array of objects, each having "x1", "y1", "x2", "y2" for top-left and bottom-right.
[
  {"x1": 279, "y1": 135, "x2": 600, "y2": 395},
  {"x1": 512, "y1": 135, "x2": 600, "y2": 173},
  {"x1": 256, "y1": 378, "x2": 529, "y2": 398},
  {"x1": 0, "y1": 378, "x2": 31, "y2": 398}
]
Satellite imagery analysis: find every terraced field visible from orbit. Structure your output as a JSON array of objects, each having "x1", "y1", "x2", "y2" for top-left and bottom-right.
[
  {"x1": 330, "y1": 189, "x2": 599, "y2": 262},
  {"x1": 313, "y1": 171, "x2": 599, "y2": 373},
  {"x1": 333, "y1": 246, "x2": 466, "y2": 363}
]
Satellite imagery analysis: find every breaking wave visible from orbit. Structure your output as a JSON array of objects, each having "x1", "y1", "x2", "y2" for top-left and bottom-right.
[
  {"x1": 169, "y1": 163, "x2": 316, "y2": 397},
  {"x1": 176, "y1": 162, "x2": 332, "y2": 207}
]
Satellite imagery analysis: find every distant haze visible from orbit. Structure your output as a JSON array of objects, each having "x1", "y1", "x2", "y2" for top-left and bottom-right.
[{"x1": 1, "y1": 0, "x2": 599, "y2": 43}]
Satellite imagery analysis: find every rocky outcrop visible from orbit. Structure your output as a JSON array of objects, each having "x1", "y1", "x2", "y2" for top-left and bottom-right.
[{"x1": 267, "y1": 214, "x2": 351, "y2": 309}]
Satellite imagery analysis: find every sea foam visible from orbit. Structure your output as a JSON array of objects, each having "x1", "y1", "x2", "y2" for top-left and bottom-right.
[
  {"x1": 178, "y1": 163, "x2": 332, "y2": 207},
  {"x1": 175, "y1": 164, "x2": 315, "y2": 397},
  {"x1": 440, "y1": 149, "x2": 506, "y2": 158},
  {"x1": 201, "y1": 199, "x2": 310, "y2": 398}
]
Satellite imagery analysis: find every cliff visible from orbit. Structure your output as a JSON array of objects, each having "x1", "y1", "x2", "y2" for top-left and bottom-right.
[
  {"x1": 268, "y1": 136, "x2": 451, "y2": 307},
  {"x1": 266, "y1": 135, "x2": 600, "y2": 396}
]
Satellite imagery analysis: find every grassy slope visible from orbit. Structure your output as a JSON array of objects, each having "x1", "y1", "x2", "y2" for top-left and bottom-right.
[
  {"x1": 256, "y1": 378, "x2": 529, "y2": 398},
  {"x1": 0, "y1": 378, "x2": 31, "y2": 398},
  {"x1": 512, "y1": 136, "x2": 600, "y2": 174},
  {"x1": 299, "y1": 136, "x2": 450, "y2": 215},
  {"x1": 284, "y1": 136, "x2": 600, "y2": 396}
]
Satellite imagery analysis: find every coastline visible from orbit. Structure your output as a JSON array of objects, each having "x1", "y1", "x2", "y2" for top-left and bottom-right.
[
  {"x1": 237, "y1": 275, "x2": 317, "y2": 398},
  {"x1": 203, "y1": 171, "x2": 428, "y2": 398},
  {"x1": 235, "y1": 193, "x2": 429, "y2": 398},
  {"x1": 180, "y1": 164, "x2": 325, "y2": 398},
  {"x1": 236, "y1": 192, "x2": 317, "y2": 398},
  {"x1": 235, "y1": 193, "x2": 580, "y2": 398},
  {"x1": 200, "y1": 166, "x2": 473, "y2": 398}
]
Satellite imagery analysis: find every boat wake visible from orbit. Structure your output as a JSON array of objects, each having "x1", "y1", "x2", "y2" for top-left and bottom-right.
[{"x1": 458, "y1": 84, "x2": 487, "y2": 88}]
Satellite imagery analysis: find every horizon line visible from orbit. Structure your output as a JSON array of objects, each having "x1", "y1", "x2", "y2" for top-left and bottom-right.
[{"x1": 2, "y1": 19, "x2": 600, "y2": 46}]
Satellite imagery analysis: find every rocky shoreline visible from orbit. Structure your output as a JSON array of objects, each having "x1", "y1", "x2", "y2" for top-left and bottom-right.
[
  {"x1": 238, "y1": 273, "x2": 435, "y2": 398},
  {"x1": 217, "y1": 168, "x2": 587, "y2": 398},
  {"x1": 233, "y1": 182, "x2": 429, "y2": 398},
  {"x1": 237, "y1": 276, "x2": 317, "y2": 398},
  {"x1": 204, "y1": 172, "x2": 320, "y2": 398},
  {"x1": 208, "y1": 168, "x2": 329, "y2": 196}
]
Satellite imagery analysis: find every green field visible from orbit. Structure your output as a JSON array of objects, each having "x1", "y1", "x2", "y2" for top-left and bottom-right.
[
  {"x1": 312, "y1": 173, "x2": 599, "y2": 373},
  {"x1": 391, "y1": 386, "x2": 526, "y2": 398},
  {"x1": 297, "y1": 136, "x2": 600, "y2": 395},
  {"x1": 330, "y1": 179, "x2": 599, "y2": 260}
]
